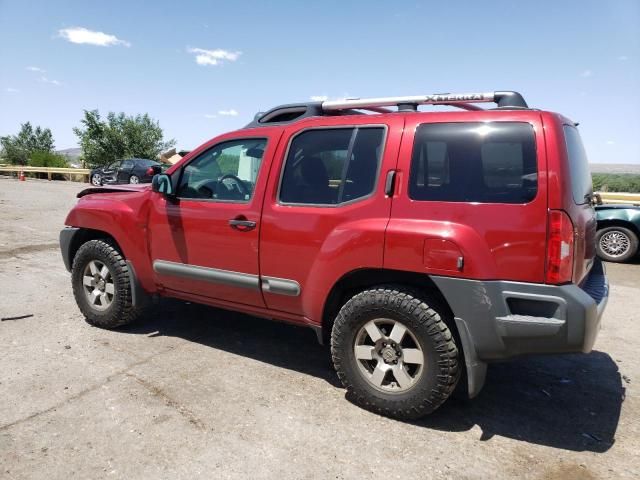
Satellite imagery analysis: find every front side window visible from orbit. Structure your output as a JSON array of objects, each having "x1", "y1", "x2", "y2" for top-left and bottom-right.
[
  {"x1": 279, "y1": 127, "x2": 385, "y2": 205},
  {"x1": 120, "y1": 160, "x2": 133, "y2": 170},
  {"x1": 177, "y1": 138, "x2": 267, "y2": 201},
  {"x1": 409, "y1": 122, "x2": 538, "y2": 203}
]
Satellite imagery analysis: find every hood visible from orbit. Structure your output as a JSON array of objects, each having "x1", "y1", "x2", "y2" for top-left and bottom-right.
[{"x1": 77, "y1": 184, "x2": 150, "y2": 198}]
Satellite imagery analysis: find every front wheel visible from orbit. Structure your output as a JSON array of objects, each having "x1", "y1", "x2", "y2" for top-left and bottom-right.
[
  {"x1": 71, "y1": 239, "x2": 141, "y2": 328},
  {"x1": 129, "y1": 175, "x2": 140, "y2": 184},
  {"x1": 91, "y1": 174, "x2": 102, "y2": 186},
  {"x1": 596, "y1": 226, "x2": 639, "y2": 263},
  {"x1": 331, "y1": 286, "x2": 460, "y2": 420}
]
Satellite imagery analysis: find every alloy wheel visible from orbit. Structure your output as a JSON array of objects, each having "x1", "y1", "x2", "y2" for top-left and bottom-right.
[
  {"x1": 82, "y1": 260, "x2": 115, "y2": 311},
  {"x1": 600, "y1": 230, "x2": 631, "y2": 258},
  {"x1": 353, "y1": 318, "x2": 425, "y2": 393}
]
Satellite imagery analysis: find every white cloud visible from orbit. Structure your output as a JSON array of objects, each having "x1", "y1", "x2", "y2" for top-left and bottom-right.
[
  {"x1": 187, "y1": 48, "x2": 241, "y2": 66},
  {"x1": 310, "y1": 95, "x2": 328, "y2": 102},
  {"x1": 58, "y1": 27, "x2": 130, "y2": 47},
  {"x1": 204, "y1": 114, "x2": 217, "y2": 119},
  {"x1": 580, "y1": 69, "x2": 593, "y2": 78},
  {"x1": 26, "y1": 66, "x2": 45, "y2": 72},
  {"x1": 5, "y1": 87, "x2": 19, "y2": 93},
  {"x1": 218, "y1": 109, "x2": 238, "y2": 116},
  {"x1": 606, "y1": 140, "x2": 615, "y2": 145},
  {"x1": 618, "y1": 55, "x2": 629, "y2": 61},
  {"x1": 39, "y1": 76, "x2": 62, "y2": 86}
]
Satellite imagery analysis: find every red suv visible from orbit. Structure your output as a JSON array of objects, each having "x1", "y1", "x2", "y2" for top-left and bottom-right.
[{"x1": 60, "y1": 91, "x2": 609, "y2": 419}]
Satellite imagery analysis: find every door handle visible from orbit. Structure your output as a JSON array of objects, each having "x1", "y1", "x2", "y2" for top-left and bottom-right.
[
  {"x1": 229, "y1": 217, "x2": 257, "y2": 231},
  {"x1": 385, "y1": 170, "x2": 397, "y2": 197}
]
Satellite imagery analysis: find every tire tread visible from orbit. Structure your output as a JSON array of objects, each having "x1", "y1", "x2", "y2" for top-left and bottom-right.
[
  {"x1": 330, "y1": 285, "x2": 460, "y2": 420},
  {"x1": 71, "y1": 239, "x2": 141, "y2": 328}
]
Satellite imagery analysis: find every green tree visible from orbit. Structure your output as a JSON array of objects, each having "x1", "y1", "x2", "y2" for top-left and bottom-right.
[
  {"x1": 28, "y1": 151, "x2": 69, "y2": 180},
  {"x1": 0, "y1": 122, "x2": 55, "y2": 165},
  {"x1": 73, "y1": 110, "x2": 175, "y2": 167},
  {"x1": 592, "y1": 173, "x2": 640, "y2": 193},
  {"x1": 29, "y1": 151, "x2": 68, "y2": 168}
]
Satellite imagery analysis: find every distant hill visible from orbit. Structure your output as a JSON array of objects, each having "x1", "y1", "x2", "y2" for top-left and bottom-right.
[
  {"x1": 57, "y1": 147, "x2": 82, "y2": 159},
  {"x1": 56, "y1": 147, "x2": 82, "y2": 167},
  {"x1": 590, "y1": 163, "x2": 640, "y2": 174}
]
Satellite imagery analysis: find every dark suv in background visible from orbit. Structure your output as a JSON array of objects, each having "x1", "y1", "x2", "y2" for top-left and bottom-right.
[{"x1": 90, "y1": 158, "x2": 163, "y2": 186}]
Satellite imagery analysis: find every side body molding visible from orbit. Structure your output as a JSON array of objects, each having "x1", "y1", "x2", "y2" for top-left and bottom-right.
[{"x1": 153, "y1": 260, "x2": 300, "y2": 296}]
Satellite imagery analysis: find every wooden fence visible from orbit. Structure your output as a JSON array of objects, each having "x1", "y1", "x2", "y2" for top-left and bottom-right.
[
  {"x1": 598, "y1": 192, "x2": 640, "y2": 205},
  {"x1": 0, "y1": 165, "x2": 91, "y2": 182}
]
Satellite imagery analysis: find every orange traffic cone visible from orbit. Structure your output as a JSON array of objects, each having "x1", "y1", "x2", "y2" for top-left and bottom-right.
[{"x1": 19, "y1": 171, "x2": 25, "y2": 181}]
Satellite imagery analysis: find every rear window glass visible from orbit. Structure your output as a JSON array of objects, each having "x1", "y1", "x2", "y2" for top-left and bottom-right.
[
  {"x1": 279, "y1": 127, "x2": 385, "y2": 205},
  {"x1": 563, "y1": 125, "x2": 593, "y2": 204},
  {"x1": 409, "y1": 122, "x2": 537, "y2": 203}
]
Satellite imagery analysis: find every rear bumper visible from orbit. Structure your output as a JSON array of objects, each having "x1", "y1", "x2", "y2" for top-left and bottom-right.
[{"x1": 432, "y1": 259, "x2": 609, "y2": 396}]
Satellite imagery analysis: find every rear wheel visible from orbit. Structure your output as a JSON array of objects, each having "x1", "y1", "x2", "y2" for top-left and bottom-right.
[
  {"x1": 71, "y1": 239, "x2": 141, "y2": 328},
  {"x1": 129, "y1": 175, "x2": 140, "y2": 184},
  {"x1": 596, "y1": 226, "x2": 638, "y2": 263},
  {"x1": 331, "y1": 286, "x2": 460, "y2": 420}
]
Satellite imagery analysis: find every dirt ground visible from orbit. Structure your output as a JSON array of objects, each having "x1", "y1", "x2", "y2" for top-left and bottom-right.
[{"x1": 0, "y1": 177, "x2": 638, "y2": 480}]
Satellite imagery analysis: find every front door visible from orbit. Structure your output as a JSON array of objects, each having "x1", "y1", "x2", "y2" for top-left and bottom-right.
[
  {"x1": 117, "y1": 159, "x2": 134, "y2": 183},
  {"x1": 147, "y1": 131, "x2": 279, "y2": 307}
]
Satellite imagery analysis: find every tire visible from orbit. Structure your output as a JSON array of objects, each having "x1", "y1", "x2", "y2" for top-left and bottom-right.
[
  {"x1": 596, "y1": 226, "x2": 639, "y2": 263},
  {"x1": 331, "y1": 285, "x2": 460, "y2": 420},
  {"x1": 91, "y1": 174, "x2": 102, "y2": 186},
  {"x1": 71, "y1": 239, "x2": 141, "y2": 328},
  {"x1": 129, "y1": 175, "x2": 140, "y2": 184}
]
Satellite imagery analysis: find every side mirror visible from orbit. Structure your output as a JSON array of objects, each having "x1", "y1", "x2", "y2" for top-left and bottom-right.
[{"x1": 152, "y1": 174, "x2": 175, "y2": 196}]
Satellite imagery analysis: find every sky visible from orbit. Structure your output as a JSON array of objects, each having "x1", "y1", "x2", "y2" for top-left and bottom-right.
[{"x1": 0, "y1": 0, "x2": 639, "y2": 164}]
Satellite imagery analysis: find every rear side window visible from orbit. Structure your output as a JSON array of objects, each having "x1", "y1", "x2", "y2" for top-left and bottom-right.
[
  {"x1": 409, "y1": 122, "x2": 537, "y2": 203},
  {"x1": 279, "y1": 127, "x2": 385, "y2": 205},
  {"x1": 563, "y1": 125, "x2": 593, "y2": 204}
]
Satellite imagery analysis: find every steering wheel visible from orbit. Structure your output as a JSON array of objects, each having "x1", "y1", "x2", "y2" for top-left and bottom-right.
[{"x1": 217, "y1": 174, "x2": 249, "y2": 199}]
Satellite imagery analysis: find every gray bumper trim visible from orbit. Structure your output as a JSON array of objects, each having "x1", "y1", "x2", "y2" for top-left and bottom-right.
[{"x1": 432, "y1": 260, "x2": 609, "y2": 397}]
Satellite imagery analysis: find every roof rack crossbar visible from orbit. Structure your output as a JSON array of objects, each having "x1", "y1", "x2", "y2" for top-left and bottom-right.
[{"x1": 321, "y1": 91, "x2": 528, "y2": 111}]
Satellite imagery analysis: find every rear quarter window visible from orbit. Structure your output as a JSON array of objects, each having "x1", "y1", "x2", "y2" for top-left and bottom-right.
[
  {"x1": 563, "y1": 125, "x2": 593, "y2": 204},
  {"x1": 409, "y1": 122, "x2": 538, "y2": 204}
]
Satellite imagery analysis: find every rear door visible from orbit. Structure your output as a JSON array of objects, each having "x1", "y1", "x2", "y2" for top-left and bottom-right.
[{"x1": 259, "y1": 116, "x2": 404, "y2": 317}]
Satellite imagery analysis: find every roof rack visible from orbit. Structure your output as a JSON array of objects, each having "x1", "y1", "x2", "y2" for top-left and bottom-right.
[
  {"x1": 245, "y1": 91, "x2": 528, "y2": 128},
  {"x1": 322, "y1": 91, "x2": 528, "y2": 112}
]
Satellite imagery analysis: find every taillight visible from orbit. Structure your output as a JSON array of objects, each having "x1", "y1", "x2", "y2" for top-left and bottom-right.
[
  {"x1": 546, "y1": 210, "x2": 575, "y2": 284},
  {"x1": 146, "y1": 167, "x2": 155, "y2": 176}
]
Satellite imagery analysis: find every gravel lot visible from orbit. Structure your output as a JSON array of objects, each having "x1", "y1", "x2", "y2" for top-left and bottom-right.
[{"x1": 1, "y1": 177, "x2": 638, "y2": 480}]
